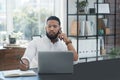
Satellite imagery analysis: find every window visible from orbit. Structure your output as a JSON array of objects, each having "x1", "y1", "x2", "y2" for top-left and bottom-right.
[{"x1": 0, "y1": 0, "x2": 65, "y2": 42}]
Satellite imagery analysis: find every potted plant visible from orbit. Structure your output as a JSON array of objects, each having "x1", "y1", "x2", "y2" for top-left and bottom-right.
[
  {"x1": 75, "y1": 1, "x2": 88, "y2": 13},
  {"x1": 108, "y1": 47, "x2": 120, "y2": 59}
]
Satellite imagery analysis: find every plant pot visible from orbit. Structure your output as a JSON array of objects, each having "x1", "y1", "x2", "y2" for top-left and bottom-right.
[
  {"x1": 78, "y1": 7, "x2": 87, "y2": 14},
  {"x1": 78, "y1": 9, "x2": 85, "y2": 14},
  {"x1": 9, "y1": 38, "x2": 16, "y2": 44}
]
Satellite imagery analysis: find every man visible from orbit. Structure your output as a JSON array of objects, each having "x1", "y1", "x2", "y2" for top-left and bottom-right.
[{"x1": 19, "y1": 16, "x2": 78, "y2": 71}]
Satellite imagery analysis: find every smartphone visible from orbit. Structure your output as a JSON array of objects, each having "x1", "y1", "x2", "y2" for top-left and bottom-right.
[
  {"x1": 58, "y1": 29, "x2": 63, "y2": 40},
  {"x1": 58, "y1": 30, "x2": 62, "y2": 34}
]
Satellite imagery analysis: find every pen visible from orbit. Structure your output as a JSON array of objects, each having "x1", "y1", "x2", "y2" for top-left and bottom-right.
[
  {"x1": 20, "y1": 59, "x2": 29, "y2": 70},
  {"x1": 20, "y1": 59, "x2": 26, "y2": 65}
]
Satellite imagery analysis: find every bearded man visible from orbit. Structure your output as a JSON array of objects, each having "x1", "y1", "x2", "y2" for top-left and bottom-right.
[{"x1": 19, "y1": 16, "x2": 78, "y2": 71}]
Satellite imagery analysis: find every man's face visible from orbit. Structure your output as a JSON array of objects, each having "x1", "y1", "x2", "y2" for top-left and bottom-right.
[{"x1": 46, "y1": 20, "x2": 61, "y2": 40}]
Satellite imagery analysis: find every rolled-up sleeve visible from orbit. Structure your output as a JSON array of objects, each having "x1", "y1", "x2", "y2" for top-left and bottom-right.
[{"x1": 22, "y1": 40, "x2": 37, "y2": 63}]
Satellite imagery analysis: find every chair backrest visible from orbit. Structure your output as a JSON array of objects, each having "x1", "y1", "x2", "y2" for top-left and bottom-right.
[{"x1": 32, "y1": 35, "x2": 42, "y2": 40}]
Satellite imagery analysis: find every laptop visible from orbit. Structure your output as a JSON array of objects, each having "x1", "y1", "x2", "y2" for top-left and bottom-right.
[{"x1": 38, "y1": 51, "x2": 73, "y2": 74}]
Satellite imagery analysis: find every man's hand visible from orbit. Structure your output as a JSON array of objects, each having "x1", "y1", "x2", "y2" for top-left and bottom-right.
[
  {"x1": 19, "y1": 58, "x2": 29, "y2": 71},
  {"x1": 58, "y1": 32, "x2": 70, "y2": 44}
]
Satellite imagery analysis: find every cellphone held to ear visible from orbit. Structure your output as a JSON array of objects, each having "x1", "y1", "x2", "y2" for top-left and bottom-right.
[{"x1": 58, "y1": 29, "x2": 64, "y2": 40}]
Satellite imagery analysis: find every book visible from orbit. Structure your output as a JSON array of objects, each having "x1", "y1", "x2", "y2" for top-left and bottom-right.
[
  {"x1": 80, "y1": 21, "x2": 85, "y2": 36},
  {"x1": 80, "y1": 21, "x2": 95, "y2": 36},
  {"x1": 85, "y1": 21, "x2": 93, "y2": 35},
  {"x1": 2, "y1": 69, "x2": 37, "y2": 77},
  {"x1": 70, "y1": 20, "x2": 80, "y2": 36}
]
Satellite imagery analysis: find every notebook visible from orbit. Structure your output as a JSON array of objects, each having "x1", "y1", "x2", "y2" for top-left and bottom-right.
[
  {"x1": 0, "y1": 72, "x2": 4, "y2": 80},
  {"x1": 38, "y1": 51, "x2": 73, "y2": 74},
  {"x1": 2, "y1": 69, "x2": 37, "y2": 77}
]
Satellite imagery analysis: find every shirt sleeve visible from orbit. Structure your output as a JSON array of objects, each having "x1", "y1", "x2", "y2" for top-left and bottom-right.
[
  {"x1": 61, "y1": 40, "x2": 68, "y2": 51},
  {"x1": 22, "y1": 40, "x2": 37, "y2": 63}
]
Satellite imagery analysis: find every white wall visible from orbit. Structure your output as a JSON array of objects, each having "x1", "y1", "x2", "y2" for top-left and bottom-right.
[{"x1": 54, "y1": 0, "x2": 67, "y2": 33}]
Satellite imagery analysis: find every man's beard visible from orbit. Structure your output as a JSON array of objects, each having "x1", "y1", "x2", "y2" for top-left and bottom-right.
[{"x1": 46, "y1": 31, "x2": 59, "y2": 40}]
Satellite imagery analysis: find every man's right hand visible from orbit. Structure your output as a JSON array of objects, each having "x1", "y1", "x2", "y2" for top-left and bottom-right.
[{"x1": 19, "y1": 58, "x2": 29, "y2": 71}]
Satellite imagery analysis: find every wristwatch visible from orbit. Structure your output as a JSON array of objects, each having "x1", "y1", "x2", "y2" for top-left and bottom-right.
[{"x1": 66, "y1": 40, "x2": 72, "y2": 45}]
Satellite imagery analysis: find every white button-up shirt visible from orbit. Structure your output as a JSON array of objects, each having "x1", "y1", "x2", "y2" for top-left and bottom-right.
[{"x1": 22, "y1": 36, "x2": 67, "y2": 68}]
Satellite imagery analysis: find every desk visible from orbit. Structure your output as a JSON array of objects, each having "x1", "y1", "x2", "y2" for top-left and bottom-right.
[
  {"x1": 0, "y1": 46, "x2": 25, "y2": 70},
  {"x1": 1, "y1": 58, "x2": 120, "y2": 80}
]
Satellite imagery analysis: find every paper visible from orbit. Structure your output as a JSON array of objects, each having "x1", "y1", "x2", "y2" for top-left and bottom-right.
[
  {"x1": 2, "y1": 69, "x2": 37, "y2": 77},
  {"x1": 78, "y1": 39, "x2": 101, "y2": 58},
  {"x1": 0, "y1": 72, "x2": 4, "y2": 80},
  {"x1": 95, "y1": 3, "x2": 110, "y2": 14}
]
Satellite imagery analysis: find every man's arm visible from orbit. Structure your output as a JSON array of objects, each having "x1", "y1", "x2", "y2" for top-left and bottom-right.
[
  {"x1": 65, "y1": 39, "x2": 78, "y2": 61},
  {"x1": 19, "y1": 40, "x2": 37, "y2": 70},
  {"x1": 58, "y1": 33, "x2": 78, "y2": 61}
]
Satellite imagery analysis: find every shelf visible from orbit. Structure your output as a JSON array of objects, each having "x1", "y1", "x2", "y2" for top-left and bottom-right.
[
  {"x1": 67, "y1": 0, "x2": 120, "y2": 62},
  {"x1": 67, "y1": 13, "x2": 116, "y2": 16},
  {"x1": 68, "y1": 34, "x2": 115, "y2": 38}
]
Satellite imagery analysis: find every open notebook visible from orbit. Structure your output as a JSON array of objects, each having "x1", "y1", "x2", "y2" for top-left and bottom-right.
[
  {"x1": 0, "y1": 72, "x2": 4, "y2": 80},
  {"x1": 2, "y1": 69, "x2": 37, "y2": 77}
]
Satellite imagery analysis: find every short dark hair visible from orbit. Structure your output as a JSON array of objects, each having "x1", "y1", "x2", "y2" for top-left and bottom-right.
[{"x1": 47, "y1": 16, "x2": 61, "y2": 26}]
